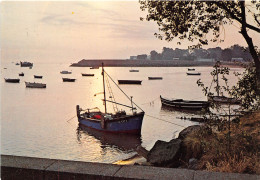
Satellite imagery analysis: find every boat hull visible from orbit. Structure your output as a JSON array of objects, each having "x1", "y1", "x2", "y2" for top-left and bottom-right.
[
  {"x1": 82, "y1": 74, "x2": 94, "y2": 76},
  {"x1": 160, "y1": 96, "x2": 209, "y2": 111},
  {"x1": 5, "y1": 79, "x2": 20, "y2": 83},
  {"x1": 62, "y1": 78, "x2": 76, "y2": 82},
  {"x1": 148, "y1": 77, "x2": 163, "y2": 80},
  {"x1": 78, "y1": 112, "x2": 145, "y2": 135},
  {"x1": 20, "y1": 62, "x2": 33, "y2": 67},
  {"x1": 25, "y1": 82, "x2": 46, "y2": 88},
  {"x1": 186, "y1": 72, "x2": 201, "y2": 76},
  {"x1": 118, "y1": 80, "x2": 142, "y2": 85},
  {"x1": 208, "y1": 96, "x2": 241, "y2": 104}
]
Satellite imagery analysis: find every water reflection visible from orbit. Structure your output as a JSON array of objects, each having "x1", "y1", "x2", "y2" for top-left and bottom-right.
[{"x1": 76, "y1": 125, "x2": 142, "y2": 153}]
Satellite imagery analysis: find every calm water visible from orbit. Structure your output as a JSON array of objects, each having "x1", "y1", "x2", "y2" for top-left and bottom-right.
[{"x1": 1, "y1": 62, "x2": 242, "y2": 163}]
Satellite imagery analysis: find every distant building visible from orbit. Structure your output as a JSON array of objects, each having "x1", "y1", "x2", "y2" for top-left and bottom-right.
[
  {"x1": 130, "y1": 56, "x2": 137, "y2": 60},
  {"x1": 137, "y1": 54, "x2": 147, "y2": 60},
  {"x1": 231, "y1": 58, "x2": 244, "y2": 62},
  {"x1": 196, "y1": 58, "x2": 215, "y2": 62}
]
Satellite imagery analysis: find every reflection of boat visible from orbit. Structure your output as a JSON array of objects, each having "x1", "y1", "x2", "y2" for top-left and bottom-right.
[
  {"x1": 186, "y1": 72, "x2": 201, "y2": 76},
  {"x1": 148, "y1": 77, "x2": 163, "y2": 80},
  {"x1": 76, "y1": 63, "x2": 145, "y2": 135},
  {"x1": 34, "y1": 75, "x2": 43, "y2": 79},
  {"x1": 5, "y1": 78, "x2": 20, "y2": 83},
  {"x1": 208, "y1": 62, "x2": 241, "y2": 104},
  {"x1": 118, "y1": 80, "x2": 142, "y2": 85},
  {"x1": 62, "y1": 78, "x2": 76, "y2": 82},
  {"x1": 188, "y1": 68, "x2": 195, "y2": 71},
  {"x1": 82, "y1": 73, "x2": 94, "y2": 76},
  {"x1": 60, "y1": 71, "x2": 72, "y2": 74},
  {"x1": 160, "y1": 95, "x2": 210, "y2": 111},
  {"x1": 20, "y1": 61, "x2": 33, "y2": 67},
  {"x1": 77, "y1": 125, "x2": 142, "y2": 152},
  {"x1": 19, "y1": 72, "x2": 24, "y2": 76},
  {"x1": 25, "y1": 82, "x2": 46, "y2": 88}
]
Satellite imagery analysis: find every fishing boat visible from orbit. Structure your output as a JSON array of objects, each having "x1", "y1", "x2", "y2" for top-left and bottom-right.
[
  {"x1": 60, "y1": 70, "x2": 72, "y2": 74},
  {"x1": 82, "y1": 73, "x2": 95, "y2": 76},
  {"x1": 5, "y1": 78, "x2": 20, "y2": 83},
  {"x1": 90, "y1": 67, "x2": 99, "y2": 69},
  {"x1": 20, "y1": 61, "x2": 33, "y2": 67},
  {"x1": 25, "y1": 82, "x2": 46, "y2": 88},
  {"x1": 62, "y1": 78, "x2": 76, "y2": 82},
  {"x1": 34, "y1": 75, "x2": 43, "y2": 79},
  {"x1": 160, "y1": 95, "x2": 210, "y2": 111},
  {"x1": 118, "y1": 80, "x2": 142, "y2": 85},
  {"x1": 148, "y1": 77, "x2": 163, "y2": 80},
  {"x1": 129, "y1": 69, "x2": 139, "y2": 72},
  {"x1": 19, "y1": 72, "x2": 24, "y2": 76},
  {"x1": 76, "y1": 63, "x2": 145, "y2": 134},
  {"x1": 186, "y1": 72, "x2": 201, "y2": 76},
  {"x1": 207, "y1": 62, "x2": 241, "y2": 104},
  {"x1": 188, "y1": 68, "x2": 195, "y2": 71}
]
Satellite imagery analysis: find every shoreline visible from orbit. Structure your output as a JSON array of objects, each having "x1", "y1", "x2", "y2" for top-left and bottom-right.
[{"x1": 71, "y1": 59, "x2": 245, "y2": 68}]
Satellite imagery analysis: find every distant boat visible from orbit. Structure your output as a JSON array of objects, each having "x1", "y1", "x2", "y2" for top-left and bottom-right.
[
  {"x1": 34, "y1": 75, "x2": 43, "y2": 79},
  {"x1": 5, "y1": 78, "x2": 20, "y2": 83},
  {"x1": 82, "y1": 73, "x2": 94, "y2": 76},
  {"x1": 15, "y1": 63, "x2": 20, "y2": 65},
  {"x1": 160, "y1": 95, "x2": 210, "y2": 111},
  {"x1": 129, "y1": 69, "x2": 139, "y2": 72},
  {"x1": 60, "y1": 71, "x2": 72, "y2": 74},
  {"x1": 148, "y1": 77, "x2": 163, "y2": 80},
  {"x1": 188, "y1": 68, "x2": 195, "y2": 71},
  {"x1": 19, "y1": 72, "x2": 24, "y2": 76},
  {"x1": 90, "y1": 67, "x2": 99, "y2": 69},
  {"x1": 62, "y1": 78, "x2": 76, "y2": 82},
  {"x1": 25, "y1": 82, "x2": 46, "y2": 88},
  {"x1": 20, "y1": 61, "x2": 33, "y2": 67},
  {"x1": 186, "y1": 72, "x2": 201, "y2": 76},
  {"x1": 76, "y1": 63, "x2": 145, "y2": 134},
  {"x1": 4, "y1": 68, "x2": 7, "y2": 69},
  {"x1": 118, "y1": 80, "x2": 142, "y2": 85}
]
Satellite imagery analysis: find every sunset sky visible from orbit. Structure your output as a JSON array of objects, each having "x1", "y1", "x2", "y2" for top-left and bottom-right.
[{"x1": 1, "y1": 1, "x2": 259, "y2": 63}]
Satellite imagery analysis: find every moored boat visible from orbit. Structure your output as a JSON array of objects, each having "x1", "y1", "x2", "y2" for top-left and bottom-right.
[
  {"x1": 148, "y1": 77, "x2": 163, "y2": 80},
  {"x1": 5, "y1": 78, "x2": 20, "y2": 83},
  {"x1": 34, "y1": 75, "x2": 43, "y2": 79},
  {"x1": 160, "y1": 95, "x2": 210, "y2": 111},
  {"x1": 60, "y1": 71, "x2": 72, "y2": 74},
  {"x1": 82, "y1": 73, "x2": 94, "y2": 76},
  {"x1": 19, "y1": 72, "x2": 24, "y2": 76},
  {"x1": 76, "y1": 63, "x2": 145, "y2": 134},
  {"x1": 20, "y1": 61, "x2": 33, "y2": 67},
  {"x1": 208, "y1": 95, "x2": 241, "y2": 104},
  {"x1": 90, "y1": 67, "x2": 99, "y2": 69},
  {"x1": 62, "y1": 78, "x2": 76, "y2": 82},
  {"x1": 129, "y1": 69, "x2": 139, "y2": 72},
  {"x1": 118, "y1": 80, "x2": 142, "y2": 85},
  {"x1": 25, "y1": 82, "x2": 46, "y2": 88},
  {"x1": 186, "y1": 72, "x2": 201, "y2": 76}
]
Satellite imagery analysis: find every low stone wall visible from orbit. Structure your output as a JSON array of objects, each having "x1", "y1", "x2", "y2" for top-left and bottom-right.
[
  {"x1": 70, "y1": 59, "x2": 217, "y2": 67},
  {"x1": 1, "y1": 155, "x2": 258, "y2": 180}
]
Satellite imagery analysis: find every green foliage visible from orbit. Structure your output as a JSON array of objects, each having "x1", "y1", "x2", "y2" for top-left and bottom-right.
[{"x1": 231, "y1": 64, "x2": 260, "y2": 111}]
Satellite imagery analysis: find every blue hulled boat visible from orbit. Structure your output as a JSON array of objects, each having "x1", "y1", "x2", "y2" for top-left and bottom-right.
[{"x1": 76, "y1": 63, "x2": 145, "y2": 135}]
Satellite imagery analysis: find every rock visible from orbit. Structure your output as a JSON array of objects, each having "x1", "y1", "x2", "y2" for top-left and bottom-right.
[
  {"x1": 147, "y1": 139, "x2": 182, "y2": 167},
  {"x1": 136, "y1": 145, "x2": 149, "y2": 159},
  {"x1": 178, "y1": 125, "x2": 202, "y2": 140}
]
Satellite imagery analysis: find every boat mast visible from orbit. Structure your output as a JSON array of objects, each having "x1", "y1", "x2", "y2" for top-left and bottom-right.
[
  {"x1": 102, "y1": 63, "x2": 107, "y2": 114},
  {"x1": 216, "y1": 62, "x2": 220, "y2": 96}
]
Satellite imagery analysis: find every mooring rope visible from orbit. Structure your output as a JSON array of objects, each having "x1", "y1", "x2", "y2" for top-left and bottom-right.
[{"x1": 145, "y1": 114, "x2": 186, "y2": 128}]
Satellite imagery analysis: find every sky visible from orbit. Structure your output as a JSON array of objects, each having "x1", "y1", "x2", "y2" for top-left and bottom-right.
[{"x1": 1, "y1": 1, "x2": 260, "y2": 63}]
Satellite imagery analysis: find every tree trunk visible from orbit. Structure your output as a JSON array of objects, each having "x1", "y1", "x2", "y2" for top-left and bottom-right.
[{"x1": 240, "y1": 2, "x2": 260, "y2": 88}]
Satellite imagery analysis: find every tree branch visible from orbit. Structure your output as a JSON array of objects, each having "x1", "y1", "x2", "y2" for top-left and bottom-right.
[
  {"x1": 254, "y1": 14, "x2": 260, "y2": 26},
  {"x1": 214, "y1": 2, "x2": 260, "y2": 33}
]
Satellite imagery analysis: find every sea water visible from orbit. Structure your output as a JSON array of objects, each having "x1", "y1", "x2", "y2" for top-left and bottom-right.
[{"x1": 0, "y1": 62, "x2": 243, "y2": 163}]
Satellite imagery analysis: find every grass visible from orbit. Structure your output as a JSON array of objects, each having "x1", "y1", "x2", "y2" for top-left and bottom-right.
[{"x1": 185, "y1": 110, "x2": 260, "y2": 174}]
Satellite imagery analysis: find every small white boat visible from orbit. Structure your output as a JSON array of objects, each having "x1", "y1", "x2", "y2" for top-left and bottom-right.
[
  {"x1": 25, "y1": 82, "x2": 46, "y2": 88},
  {"x1": 60, "y1": 71, "x2": 72, "y2": 74}
]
